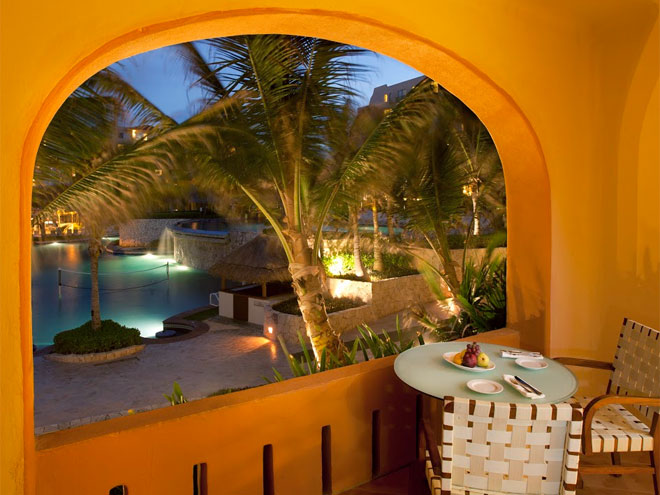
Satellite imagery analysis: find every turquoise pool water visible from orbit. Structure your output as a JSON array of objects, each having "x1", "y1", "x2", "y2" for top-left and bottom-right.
[{"x1": 31, "y1": 241, "x2": 221, "y2": 346}]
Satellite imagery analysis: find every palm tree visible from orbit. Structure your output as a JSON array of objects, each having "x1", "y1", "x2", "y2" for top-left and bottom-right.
[
  {"x1": 33, "y1": 69, "x2": 177, "y2": 330},
  {"x1": 371, "y1": 196, "x2": 384, "y2": 272},
  {"x1": 389, "y1": 112, "x2": 466, "y2": 292},
  {"x1": 383, "y1": 84, "x2": 507, "y2": 336},
  {"x1": 324, "y1": 103, "x2": 385, "y2": 279},
  {"x1": 173, "y1": 37, "x2": 432, "y2": 359},
  {"x1": 441, "y1": 95, "x2": 503, "y2": 236}
]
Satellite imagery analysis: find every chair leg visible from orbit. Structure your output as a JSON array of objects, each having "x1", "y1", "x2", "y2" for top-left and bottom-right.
[
  {"x1": 408, "y1": 459, "x2": 428, "y2": 495},
  {"x1": 651, "y1": 448, "x2": 659, "y2": 495},
  {"x1": 611, "y1": 452, "x2": 622, "y2": 477}
]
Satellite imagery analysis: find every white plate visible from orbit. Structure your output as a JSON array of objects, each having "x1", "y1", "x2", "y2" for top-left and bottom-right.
[
  {"x1": 467, "y1": 379, "x2": 503, "y2": 395},
  {"x1": 515, "y1": 358, "x2": 548, "y2": 370},
  {"x1": 443, "y1": 351, "x2": 496, "y2": 372}
]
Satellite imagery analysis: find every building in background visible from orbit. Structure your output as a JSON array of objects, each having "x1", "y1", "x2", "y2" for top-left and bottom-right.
[{"x1": 367, "y1": 75, "x2": 425, "y2": 109}]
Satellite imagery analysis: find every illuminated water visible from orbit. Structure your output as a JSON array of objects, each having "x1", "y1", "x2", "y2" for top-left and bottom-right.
[{"x1": 31, "y1": 241, "x2": 221, "y2": 345}]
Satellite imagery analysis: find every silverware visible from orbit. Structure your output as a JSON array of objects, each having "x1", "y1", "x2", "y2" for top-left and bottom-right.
[
  {"x1": 514, "y1": 375, "x2": 542, "y2": 395},
  {"x1": 501, "y1": 349, "x2": 542, "y2": 358}
]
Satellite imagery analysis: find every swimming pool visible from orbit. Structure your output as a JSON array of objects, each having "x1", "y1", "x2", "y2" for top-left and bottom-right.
[{"x1": 31, "y1": 241, "x2": 222, "y2": 346}]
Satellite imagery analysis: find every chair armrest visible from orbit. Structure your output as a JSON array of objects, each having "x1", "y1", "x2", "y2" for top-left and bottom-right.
[
  {"x1": 553, "y1": 356, "x2": 614, "y2": 370},
  {"x1": 421, "y1": 418, "x2": 442, "y2": 475},
  {"x1": 582, "y1": 394, "x2": 660, "y2": 454}
]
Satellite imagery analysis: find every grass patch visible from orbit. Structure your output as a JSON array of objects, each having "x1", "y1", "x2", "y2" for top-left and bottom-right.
[
  {"x1": 272, "y1": 296, "x2": 364, "y2": 316},
  {"x1": 53, "y1": 320, "x2": 142, "y2": 354},
  {"x1": 185, "y1": 307, "x2": 218, "y2": 321}
]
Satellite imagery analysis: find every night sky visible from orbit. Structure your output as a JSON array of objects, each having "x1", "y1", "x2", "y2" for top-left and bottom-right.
[{"x1": 112, "y1": 41, "x2": 423, "y2": 122}]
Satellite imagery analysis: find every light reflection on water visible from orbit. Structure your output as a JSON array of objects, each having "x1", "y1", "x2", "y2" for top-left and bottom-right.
[{"x1": 31, "y1": 242, "x2": 221, "y2": 346}]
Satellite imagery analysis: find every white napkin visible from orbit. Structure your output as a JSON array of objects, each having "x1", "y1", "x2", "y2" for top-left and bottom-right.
[
  {"x1": 500, "y1": 350, "x2": 544, "y2": 360},
  {"x1": 503, "y1": 374, "x2": 545, "y2": 399}
]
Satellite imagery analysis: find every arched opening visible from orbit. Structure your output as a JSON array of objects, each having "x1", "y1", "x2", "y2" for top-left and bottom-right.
[{"x1": 16, "y1": 9, "x2": 550, "y2": 492}]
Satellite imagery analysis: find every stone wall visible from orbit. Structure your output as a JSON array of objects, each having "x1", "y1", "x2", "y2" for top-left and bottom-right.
[
  {"x1": 172, "y1": 230, "x2": 259, "y2": 270},
  {"x1": 326, "y1": 273, "x2": 437, "y2": 319},
  {"x1": 263, "y1": 303, "x2": 374, "y2": 345},
  {"x1": 119, "y1": 219, "x2": 185, "y2": 247},
  {"x1": 264, "y1": 273, "x2": 437, "y2": 345}
]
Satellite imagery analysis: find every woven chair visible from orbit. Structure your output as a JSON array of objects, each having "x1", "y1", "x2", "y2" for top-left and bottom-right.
[
  {"x1": 422, "y1": 396, "x2": 583, "y2": 495},
  {"x1": 554, "y1": 317, "x2": 660, "y2": 494}
]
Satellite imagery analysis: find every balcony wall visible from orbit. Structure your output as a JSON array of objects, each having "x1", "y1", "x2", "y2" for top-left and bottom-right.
[{"x1": 34, "y1": 329, "x2": 519, "y2": 494}]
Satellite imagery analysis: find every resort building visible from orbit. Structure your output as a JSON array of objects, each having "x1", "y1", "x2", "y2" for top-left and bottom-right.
[{"x1": 368, "y1": 76, "x2": 425, "y2": 108}]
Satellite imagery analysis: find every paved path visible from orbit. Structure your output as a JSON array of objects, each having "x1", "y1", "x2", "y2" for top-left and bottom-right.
[
  {"x1": 34, "y1": 307, "x2": 439, "y2": 433},
  {"x1": 34, "y1": 318, "x2": 291, "y2": 431}
]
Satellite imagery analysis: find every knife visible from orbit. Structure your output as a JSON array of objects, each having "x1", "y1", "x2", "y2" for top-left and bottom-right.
[{"x1": 514, "y1": 375, "x2": 542, "y2": 395}]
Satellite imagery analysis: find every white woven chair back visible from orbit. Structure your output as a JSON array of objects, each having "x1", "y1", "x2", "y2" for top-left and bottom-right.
[
  {"x1": 610, "y1": 318, "x2": 660, "y2": 423},
  {"x1": 441, "y1": 397, "x2": 582, "y2": 495}
]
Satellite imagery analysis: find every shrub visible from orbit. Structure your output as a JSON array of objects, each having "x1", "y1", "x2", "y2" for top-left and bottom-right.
[
  {"x1": 414, "y1": 233, "x2": 507, "y2": 340},
  {"x1": 323, "y1": 251, "x2": 418, "y2": 280},
  {"x1": 266, "y1": 318, "x2": 426, "y2": 382},
  {"x1": 272, "y1": 296, "x2": 364, "y2": 316},
  {"x1": 52, "y1": 320, "x2": 142, "y2": 354}
]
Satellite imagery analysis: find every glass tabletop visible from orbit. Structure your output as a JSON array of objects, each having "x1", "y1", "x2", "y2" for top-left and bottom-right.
[{"x1": 394, "y1": 342, "x2": 578, "y2": 404}]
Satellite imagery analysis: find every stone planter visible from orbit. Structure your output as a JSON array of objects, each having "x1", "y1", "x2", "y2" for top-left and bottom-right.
[
  {"x1": 326, "y1": 273, "x2": 437, "y2": 320},
  {"x1": 45, "y1": 344, "x2": 145, "y2": 364},
  {"x1": 263, "y1": 274, "x2": 437, "y2": 345},
  {"x1": 264, "y1": 304, "x2": 372, "y2": 345}
]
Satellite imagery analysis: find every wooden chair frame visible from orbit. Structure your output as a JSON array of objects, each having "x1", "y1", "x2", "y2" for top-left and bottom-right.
[{"x1": 554, "y1": 318, "x2": 660, "y2": 495}]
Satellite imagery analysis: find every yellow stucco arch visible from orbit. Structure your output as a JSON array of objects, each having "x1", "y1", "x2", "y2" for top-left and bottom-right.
[{"x1": 14, "y1": 7, "x2": 551, "y2": 494}]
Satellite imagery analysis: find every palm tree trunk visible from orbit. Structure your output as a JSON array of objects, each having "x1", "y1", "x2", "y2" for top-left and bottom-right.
[
  {"x1": 471, "y1": 190, "x2": 480, "y2": 236},
  {"x1": 39, "y1": 221, "x2": 47, "y2": 240},
  {"x1": 386, "y1": 199, "x2": 395, "y2": 242},
  {"x1": 372, "y1": 198, "x2": 383, "y2": 272},
  {"x1": 288, "y1": 232, "x2": 345, "y2": 361},
  {"x1": 350, "y1": 206, "x2": 365, "y2": 278},
  {"x1": 88, "y1": 233, "x2": 103, "y2": 330},
  {"x1": 434, "y1": 223, "x2": 461, "y2": 294}
]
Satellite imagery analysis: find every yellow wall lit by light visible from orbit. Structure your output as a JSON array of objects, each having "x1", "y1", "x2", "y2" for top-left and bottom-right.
[{"x1": 1, "y1": 1, "x2": 658, "y2": 493}]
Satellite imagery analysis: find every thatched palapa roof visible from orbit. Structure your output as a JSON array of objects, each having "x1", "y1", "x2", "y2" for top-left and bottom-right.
[{"x1": 209, "y1": 234, "x2": 291, "y2": 284}]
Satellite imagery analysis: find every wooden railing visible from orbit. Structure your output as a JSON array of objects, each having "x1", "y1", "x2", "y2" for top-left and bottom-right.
[{"x1": 35, "y1": 329, "x2": 520, "y2": 494}]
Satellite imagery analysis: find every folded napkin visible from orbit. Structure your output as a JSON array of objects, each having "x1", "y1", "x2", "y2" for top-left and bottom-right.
[
  {"x1": 500, "y1": 350, "x2": 544, "y2": 360},
  {"x1": 503, "y1": 374, "x2": 545, "y2": 399}
]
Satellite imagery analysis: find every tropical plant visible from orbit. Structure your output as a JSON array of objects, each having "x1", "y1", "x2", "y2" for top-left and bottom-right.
[
  {"x1": 266, "y1": 317, "x2": 425, "y2": 382},
  {"x1": 32, "y1": 69, "x2": 176, "y2": 331},
  {"x1": 375, "y1": 83, "x2": 507, "y2": 336},
  {"x1": 164, "y1": 381, "x2": 187, "y2": 405},
  {"x1": 441, "y1": 93, "x2": 505, "y2": 236},
  {"x1": 414, "y1": 233, "x2": 506, "y2": 339},
  {"x1": 172, "y1": 37, "x2": 433, "y2": 361},
  {"x1": 388, "y1": 98, "x2": 466, "y2": 292}
]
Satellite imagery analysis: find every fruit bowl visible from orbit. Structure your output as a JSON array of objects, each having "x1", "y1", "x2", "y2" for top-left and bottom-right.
[{"x1": 443, "y1": 351, "x2": 496, "y2": 372}]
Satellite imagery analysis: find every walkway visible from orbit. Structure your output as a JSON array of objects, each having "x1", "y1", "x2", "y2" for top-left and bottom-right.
[
  {"x1": 34, "y1": 309, "x2": 426, "y2": 433},
  {"x1": 34, "y1": 317, "x2": 290, "y2": 432}
]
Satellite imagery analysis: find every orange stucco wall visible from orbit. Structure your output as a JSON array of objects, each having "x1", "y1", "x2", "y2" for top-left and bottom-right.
[{"x1": 1, "y1": 1, "x2": 658, "y2": 493}]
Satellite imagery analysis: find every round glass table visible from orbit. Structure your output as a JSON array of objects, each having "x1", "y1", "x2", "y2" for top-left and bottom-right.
[{"x1": 394, "y1": 342, "x2": 578, "y2": 404}]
